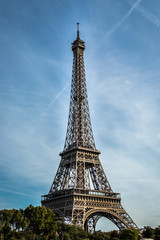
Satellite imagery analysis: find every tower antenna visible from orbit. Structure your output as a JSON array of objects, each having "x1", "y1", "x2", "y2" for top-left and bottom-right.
[{"x1": 77, "y1": 22, "x2": 79, "y2": 38}]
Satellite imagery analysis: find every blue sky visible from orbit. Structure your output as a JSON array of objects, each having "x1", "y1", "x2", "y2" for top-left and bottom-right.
[{"x1": 0, "y1": 0, "x2": 160, "y2": 231}]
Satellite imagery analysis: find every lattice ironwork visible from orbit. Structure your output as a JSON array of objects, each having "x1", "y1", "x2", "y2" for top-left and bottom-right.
[
  {"x1": 41, "y1": 23, "x2": 139, "y2": 232},
  {"x1": 64, "y1": 25, "x2": 96, "y2": 151}
]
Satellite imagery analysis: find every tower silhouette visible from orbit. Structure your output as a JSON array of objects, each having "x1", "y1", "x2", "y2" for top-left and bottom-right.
[{"x1": 41, "y1": 23, "x2": 138, "y2": 232}]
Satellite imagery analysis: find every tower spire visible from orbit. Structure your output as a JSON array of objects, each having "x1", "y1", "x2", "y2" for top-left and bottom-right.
[{"x1": 77, "y1": 22, "x2": 79, "y2": 38}]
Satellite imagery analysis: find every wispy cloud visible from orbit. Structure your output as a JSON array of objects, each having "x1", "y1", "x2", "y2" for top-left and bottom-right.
[
  {"x1": 103, "y1": 0, "x2": 143, "y2": 40},
  {"x1": 126, "y1": 0, "x2": 160, "y2": 27},
  {"x1": 0, "y1": 187, "x2": 39, "y2": 199},
  {"x1": 41, "y1": 83, "x2": 69, "y2": 116}
]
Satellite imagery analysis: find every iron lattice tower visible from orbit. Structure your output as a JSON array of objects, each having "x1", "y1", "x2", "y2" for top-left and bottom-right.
[{"x1": 41, "y1": 24, "x2": 138, "y2": 232}]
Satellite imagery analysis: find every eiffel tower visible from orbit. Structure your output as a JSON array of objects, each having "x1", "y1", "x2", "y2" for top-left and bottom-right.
[{"x1": 41, "y1": 23, "x2": 139, "y2": 232}]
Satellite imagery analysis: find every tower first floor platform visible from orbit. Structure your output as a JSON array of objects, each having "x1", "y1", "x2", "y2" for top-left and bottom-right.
[{"x1": 41, "y1": 188, "x2": 138, "y2": 232}]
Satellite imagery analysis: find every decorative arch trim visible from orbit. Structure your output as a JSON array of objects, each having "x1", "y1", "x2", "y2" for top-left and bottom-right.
[{"x1": 84, "y1": 209, "x2": 129, "y2": 230}]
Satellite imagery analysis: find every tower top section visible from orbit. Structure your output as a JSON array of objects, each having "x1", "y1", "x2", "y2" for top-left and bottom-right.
[
  {"x1": 63, "y1": 23, "x2": 96, "y2": 152},
  {"x1": 72, "y1": 23, "x2": 85, "y2": 51}
]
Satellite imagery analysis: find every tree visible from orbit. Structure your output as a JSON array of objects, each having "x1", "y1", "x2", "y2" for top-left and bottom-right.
[
  {"x1": 155, "y1": 226, "x2": 160, "y2": 240},
  {"x1": 89, "y1": 230, "x2": 110, "y2": 240},
  {"x1": 0, "y1": 209, "x2": 13, "y2": 237},
  {"x1": 24, "y1": 205, "x2": 58, "y2": 239},
  {"x1": 110, "y1": 230, "x2": 119, "y2": 240},
  {"x1": 43, "y1": 208, "x2": 58, "y2": 237},
  {"x1": 61, "y1": 224, "x2": 88, "y2": 240},
  {"x1": 142, "y1": 226, "x2": 154, "y2": 239},
  {"x1": 19, "y1": 208, "x2": 30, "y2": 231},
  {"x1": 10, "y1": 209, "x2": 23, "y2": 231},
  {"x1": 120, "y1": 228, "x2": 139, "y2": 240}
]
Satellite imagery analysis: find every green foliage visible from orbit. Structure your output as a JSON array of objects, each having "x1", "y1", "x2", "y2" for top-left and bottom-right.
[
  {"x1": 0, "y1": 209, "x2": 13, "y2": 236},
  {"x1": 62, "y1": 224, "x2": 88, "y2": 240},
  {"x1": 88, "y1": 230, "x2": 110, "y2": 240},
  {"x1": 120, "y1": 228, "x2": 139, "y2": 240},
  {"x1": 1, "y1": 207, "x2": 160, "y2": 240},
  {"x1": 0, "y1": 205, "x2": 58, "y2": 240},
  {"x1": 24, "y1": 205, "x2": 58, "y2": 236}
]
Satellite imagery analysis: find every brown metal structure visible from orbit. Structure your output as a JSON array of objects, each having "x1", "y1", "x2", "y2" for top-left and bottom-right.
[{"x1": 41, "y1": 23, "x2": 138, "y2": 232}]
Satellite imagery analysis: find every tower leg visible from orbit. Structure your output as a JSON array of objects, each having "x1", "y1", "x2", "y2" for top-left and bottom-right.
[{"x1": 71, "y1": 208, "x2": 85, "y2": 228}]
